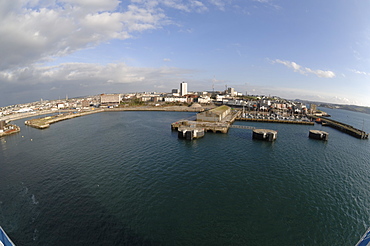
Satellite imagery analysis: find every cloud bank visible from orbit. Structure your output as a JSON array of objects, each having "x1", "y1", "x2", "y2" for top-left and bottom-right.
[
  {"x1": 0, "y1": 0, "x2": 169, "y2": 71},
  {"x1": 273, "y1": 59, "x2": 336, "y2": 78}
]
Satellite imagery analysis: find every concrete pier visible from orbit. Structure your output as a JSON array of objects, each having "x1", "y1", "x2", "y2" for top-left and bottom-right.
[
  {"x1": 309, "y1": 130, "x2": 329, "y2": 140},
  {"x1": 177, "y1": 126, "x2": 205, "y2": 140},
  {"x1": 172, "y1": 120, "x2": 230, "y2": 133},
  {"x1": 252, "y1": 129, "x2": 277, "y2": 141}
]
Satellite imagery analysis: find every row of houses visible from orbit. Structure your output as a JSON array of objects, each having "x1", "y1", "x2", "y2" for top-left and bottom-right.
[{"x1": 100, "y1": 93, "x2": 309, "y2": 114}]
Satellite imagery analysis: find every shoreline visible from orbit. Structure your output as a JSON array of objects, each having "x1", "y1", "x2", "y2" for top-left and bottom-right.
[{"x1": 1, "y1": 105, "x2": 207, "y2": 122}]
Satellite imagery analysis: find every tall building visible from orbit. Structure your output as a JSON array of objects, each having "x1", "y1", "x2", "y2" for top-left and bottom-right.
[
  {"x1": 180, "y1": 82, "x2": 187, "y2": 96},
  {"x1": 227, "y1": 87, "x2": 235, "y2": 96}
]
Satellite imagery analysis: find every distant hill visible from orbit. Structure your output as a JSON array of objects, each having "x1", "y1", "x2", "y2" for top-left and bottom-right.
[{"x1": 295, "y1": 99, "x2": 370, "y2": 115}]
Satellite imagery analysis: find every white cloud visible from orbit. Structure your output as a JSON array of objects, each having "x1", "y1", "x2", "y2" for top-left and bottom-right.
[
  {"x1": 0, "y1": 0, "x2": 236, "y2": 72},
  {"x1": 163, "y1": 58, "x2": 172, "y2": 62},
  {"x1": 349, "y1": 69, "x2": 369, "y2": 76},
  {"x1": 252, "y1": 0, "x2": 281, "y2": 9},
  {"x1": 0, "y1": 0, "x2": 167, "y2": 70},
  {"x1": 273, "y1": 59, "x2": 336, "y2": 78},
  {"x1": 0, "y1": 62, "x2": 193, "y2": 85}
]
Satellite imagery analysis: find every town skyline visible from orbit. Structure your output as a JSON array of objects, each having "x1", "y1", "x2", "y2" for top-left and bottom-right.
[{"x1": 1, "y1": 1, "x2": 370, "y2": 107}]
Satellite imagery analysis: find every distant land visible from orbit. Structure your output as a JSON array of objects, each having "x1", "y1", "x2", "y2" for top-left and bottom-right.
[{"x1": 296, "y1": 100, "x2": 370, "y2": 115}]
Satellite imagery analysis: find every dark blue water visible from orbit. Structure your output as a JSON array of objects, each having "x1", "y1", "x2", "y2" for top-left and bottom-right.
[{"x1": 1, "y1": 109, "x2": 370, "y2": 245}]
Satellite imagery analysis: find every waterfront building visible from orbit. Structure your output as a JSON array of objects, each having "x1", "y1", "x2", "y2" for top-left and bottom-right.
[
  {"x1": 196, "y1": 105, "x2": 231, "y2": 122},
  {"x1": 100, "y1": 94, "x2": 122, "y2": 106},
  {"x1": 180, "y1": 82, "x2": 187, "y2": 96},
  {"x1": 81, "y1": 100, "x2": 89, "y2": 108},
  {"x1": 164, "y1": 97, "x2": 187, "y2": 103},
  {"x1": 197, "y1": 96, "x2": 212, "y2": 104}
]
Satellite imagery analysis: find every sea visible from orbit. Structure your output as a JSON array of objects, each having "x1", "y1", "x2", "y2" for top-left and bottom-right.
[{"x1": 0, "y1": 107, "x2": 369, "y2": 245}]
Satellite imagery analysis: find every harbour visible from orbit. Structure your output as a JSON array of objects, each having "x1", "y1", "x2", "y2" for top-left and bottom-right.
[
  {"x1": 6, "y1": 104, "x2": 367, "y2": 141},
  {"x1": 1, "y1": 109, "x2": 370, "y2": 245}
]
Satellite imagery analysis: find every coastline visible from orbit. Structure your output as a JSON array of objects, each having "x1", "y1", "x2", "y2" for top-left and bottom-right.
[{"x1": 1, "y1": 105, "x2": 207, "y2": 122}]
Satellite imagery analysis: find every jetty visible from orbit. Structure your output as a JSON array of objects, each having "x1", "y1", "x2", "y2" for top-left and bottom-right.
[
  {"x1": 25, "y1": 110, "x2": 103, "y2": 129},
  {"x1": 308, "y1": 115, "x2": 368, "y2": 139}
]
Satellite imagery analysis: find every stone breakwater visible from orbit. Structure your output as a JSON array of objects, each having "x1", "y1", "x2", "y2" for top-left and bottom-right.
[
  {"x1": 25, "y1": 110, "x2": 103, "y2": 129},
  {"x1": 23, "y1": 106, "x2": 205, "y2": 129}
]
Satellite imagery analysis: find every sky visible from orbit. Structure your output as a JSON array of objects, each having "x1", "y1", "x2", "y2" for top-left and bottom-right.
[{"x1": 1, "y1": 0, "x2": 370, "y2": 107}]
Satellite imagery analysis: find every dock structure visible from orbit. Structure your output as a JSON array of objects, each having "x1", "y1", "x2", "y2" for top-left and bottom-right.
[
  {"x1": 177, "y1": 126, "x2": 205, "y2": 140},
  {"x1": 172, "y1": 106, "x2": 241, "y2": 134},
  {"x1": 252, "y1": 129, "x2": 277, "y2": 141},
  {"x1": 308, "y1": 115, "x2": 368, "y2": 139},
  {"x1": 172, "y1": 120, "x2": 230, "y2": 133},
  {"x1": 309, "y1": 130, "x2": 329, "y2": 140}
]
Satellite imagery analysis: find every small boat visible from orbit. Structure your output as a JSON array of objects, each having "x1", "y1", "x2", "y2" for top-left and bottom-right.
[
  {"x1": 315, "y1": 118, "x2": 322, "y2": 124},
  {"x1": 355, "y1": 227, "x2": 370, "y2": 246},
  {"x1": 0, "y1": 226, "x2": 15, "y2": 246}
]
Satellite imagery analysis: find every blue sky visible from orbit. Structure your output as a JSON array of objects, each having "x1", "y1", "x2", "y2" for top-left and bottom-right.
[{"x1": 1, "y1": 0, "x2": 370, "y2": 107}]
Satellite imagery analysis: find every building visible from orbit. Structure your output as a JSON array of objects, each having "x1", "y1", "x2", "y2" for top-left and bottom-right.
[
  {"x1": 81, "y1": 100, "x2": 90, "y2": 108},
  {"x1": 164, "y1": 97, "x2": 187, "y2": 103},
  {"x1": 227, "y1": 87, "x2": 235, "y2": 96},
  {"x1": 196, "y1": 105, "x2": 231, "y2": 122},
  {"x1": 0, "y1": 120, "x2": 6, "y2": 130},
  {"x1": 100, "y1": 94, "x2": 122, "y2": 106},
  {"x1": 180, "y1": 82, "x2": 187, "y2": 96}
]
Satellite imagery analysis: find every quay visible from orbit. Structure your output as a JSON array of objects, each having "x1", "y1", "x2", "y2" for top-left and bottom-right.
[
  {"x1": 171, "y1": 106, "x2": 240, "y2": 134},
  {"x1": 172, "y1": 120, "x2": 230, "y2": 133},
  {"x1": 25, "y1": 109, "x2": 103, "y2": 129},
  {"x1": 308, "y1": 115, "x2": 369, "y2": 139}
]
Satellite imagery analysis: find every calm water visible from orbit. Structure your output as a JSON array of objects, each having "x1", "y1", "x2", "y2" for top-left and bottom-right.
[{"x1": 1, "y1": 109, "x2": 370, "y2": 245}]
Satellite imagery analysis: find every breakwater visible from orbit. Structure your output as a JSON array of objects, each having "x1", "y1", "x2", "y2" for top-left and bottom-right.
[
  {"x1": 308, "y1": 115, "x2": 368, "y2": 139},
  {"x1": 25, "y1": 110, "x2": 103, "y2": 129}
]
